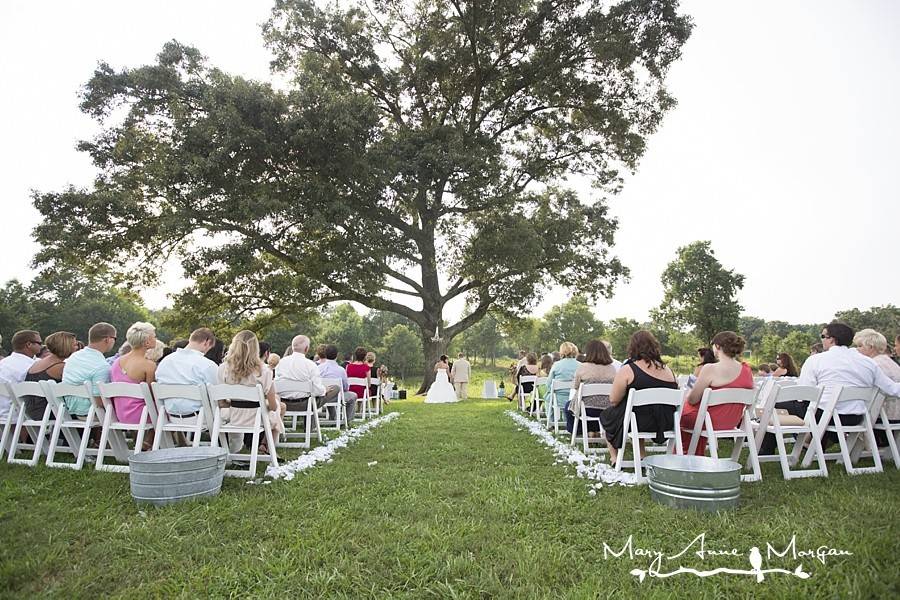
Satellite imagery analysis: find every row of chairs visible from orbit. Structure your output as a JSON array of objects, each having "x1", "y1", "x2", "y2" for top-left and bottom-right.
[
  {"x1": 516, "y1": 375, "x2": 898, "y2": 483},
  {"x1": 0, "y1": 376, "x2": 389, "y2": 478}
]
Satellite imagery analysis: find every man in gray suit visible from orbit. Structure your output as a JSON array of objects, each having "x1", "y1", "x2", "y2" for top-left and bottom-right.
[{"x1": 450, "y1": 353, "x2": 471, "y2": 400}]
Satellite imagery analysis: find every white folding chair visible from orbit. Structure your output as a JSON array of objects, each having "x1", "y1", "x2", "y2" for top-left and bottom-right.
[
  {"x1": 801, "y1": 386, "x2": 883, "y2": 475},
  {"x1": 207, "y1": 383, "x2": 279, "y2": 479},
  {"x1": 96, "y1": 382, "x2": 159, "y2": 473},
  {"x1": 870, "y1": 394, "x2": 900, "y2": 468},
  {"x1": 274, "y1": 379, "x2": 321, "y2": 449},
  {"x1": 0, "y1": 384, "x2": 17, "y2": 461},
  {"x1": 752, "y1": 384, "x2": 827, "y2": 479},
  {"x1": 518, "y1": 376, "x2": 537, "y2": 412},
  {"x1": 347, "y1": 377, "x2": 371, "y2": 420},
  {"x1": 5, "y1": 381, "x2": 56, "y2": 466},
  {"x1": 684, "y1": 388, "x2": 762, "y2": 482},
  {"x1": 615, "y1": 388, "x2": 684, "y2": 482},
  {"x1": 546, "y1": 380, "x2": 574, "y2": 435},
  {"x1": 569, "y1": 383, "x2": 613, "y2": 454},
  {"x1": 151, "y1": 383, "x2": 215, "y2": 450},
  {"x1": 368, "y1": 377, "x2": 382, "y2": 416},
  {"x1": 44, "y1": 381, "x2": 102, "y2": 470},
  {"x1": 320, "y1": 377, "x2": 347, "y2": 431},
  {"x1": 529, "y1": 377, "x2": 547, "y2": 418}
]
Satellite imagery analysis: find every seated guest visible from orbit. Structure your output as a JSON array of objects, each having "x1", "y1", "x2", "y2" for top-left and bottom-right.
[
  {"x1": 259, "y1": 341, "x2": 271, "y2": 365},
  {"x1": 145, "y1": 340, "x2": 166, "y2": 363},
  {"x1": 853, "y1": 328, "x2": 900, "y2": 446},
  {"x1": 602, "y1": 341, "x2": 623, "y2": 371},
  {"x1": 25, "y1": 331, "x2": 76, "y2": 419},
  {"x1": 756, "y1": 363, "x2": 771, "y2": 377},
  {"x1": 772, "y1": 352, "x2": 799, "y2": 377},
  {"x1": 514, "y1": 352, "x2": 540, "y2": 402},
  {"x1": 345, "y1": 346, "x2": 371, "y2": 401},
  {"x1": 565, "y1": 341, "x2": 616, "y2": 435},
  {"x1": 217, "y1": 330, "x2": 286, "y2": 453},
  {"x1": 602, "y1": 331, "x2": 678, "y2": 464},
  {"x1": 680, "y1": 331, "x2": 753, "y2": 456},
  {"x1": 109, "y1": 322, "x2": 158, "y2": 449},
  {"x1": 809, "y1": 342, "x2": 824, "y2": 356},
  {"x1": 365, "y1": 351, "x2": 380, "y2": 400},
  {"x1": 544, "y1": 342, "x2": 580, "y2": 419},
  {"x1": 798, "y1": 323, "x2": 900, "y2": 450},
  {"x1": 318, "y1": 344, "x2": 357, "y2": 422},
  {"x1": 314, "y1": 344, "x2": 327, "y2": 364},
  {"x1": 275, "y1": 335, "x2": 327, "y2": 412},
  {"x1": 539, "y1": 353, "x2": 554, "y2": 377},
  {"x1": 155, "y1": 328, "x2": 219, "y2": 431},
  {"x1": 267, "y1": 353, "x2": 280, "y2": 371},
  {"x1": 62, "y1": 323, "x2": 117, "y2": 420},
  {"x1": 1, "y1": 330, "x2": 43, "y2": 422},
  {"x1": 688, "y1": 347, "x2": 718, "y2": 389},
  {"x1": 204, "y1": 339, "x2": 225, "y2": 365}
]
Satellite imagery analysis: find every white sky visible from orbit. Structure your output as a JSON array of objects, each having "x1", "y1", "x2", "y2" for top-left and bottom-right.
[{"x1": 1, "y1": 1, "x2": 898, "y2": 325}]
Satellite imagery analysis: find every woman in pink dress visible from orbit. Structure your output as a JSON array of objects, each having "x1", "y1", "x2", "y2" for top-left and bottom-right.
[
  {"x1": 110, "y1": 322, "x2": 158, "y2": 449},
  {"x1": 680, "y1": 331, "x2": 753, "y2": 455}
]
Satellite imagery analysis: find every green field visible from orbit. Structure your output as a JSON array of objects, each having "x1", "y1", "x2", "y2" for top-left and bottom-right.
[{"x1": 1, "y1": 395, "x2": 898, "y2": 599}]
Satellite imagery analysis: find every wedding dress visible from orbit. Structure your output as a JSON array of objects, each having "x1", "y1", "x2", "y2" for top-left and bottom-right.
[{"x1": 425, "y1": 369, "x2": 459, "y2": 404}]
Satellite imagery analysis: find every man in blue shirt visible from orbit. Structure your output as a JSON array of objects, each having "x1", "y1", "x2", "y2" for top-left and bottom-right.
[
  {"x1": 318, "y1": 344, "x2": 357, "y2": 423},
  {"x1": 62, "y1": 322, "x2": 116, "y2": 417}
]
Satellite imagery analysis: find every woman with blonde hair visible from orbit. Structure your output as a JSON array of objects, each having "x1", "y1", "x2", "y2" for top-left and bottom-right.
[
  {"x1": 854, "y1": 329, "x2": 900, "y2": 435},
  {"x1": 24, "y1": 331, "x2": 77, "y2": 419},
  {"x1": 544, "y1": 342, "x2": 580, "y2": 421},
  {"x1": 217, "y1": 330, "x2": 286, "y2": 453},
  {"x1": 109, "y1": 322, "x2": 159, "y2": 449}
]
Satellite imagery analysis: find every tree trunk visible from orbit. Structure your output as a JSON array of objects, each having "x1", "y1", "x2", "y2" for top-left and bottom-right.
[{"x1": 416, "y1": 332, "x2": 448, "y2": 395}]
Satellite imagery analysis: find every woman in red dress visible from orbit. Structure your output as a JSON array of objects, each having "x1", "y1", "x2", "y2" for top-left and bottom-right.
[
  {"x1": 680, "y1": 331, "x2": 754, "y2": 455},
  {"x1": 345, "y1": 346, "x2": 371, "y2": 401}
]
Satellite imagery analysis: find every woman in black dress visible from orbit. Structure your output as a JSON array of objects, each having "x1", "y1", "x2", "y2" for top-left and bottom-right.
[{"x1": 600, "y1": 330, "x2": 678, "y2": 465}]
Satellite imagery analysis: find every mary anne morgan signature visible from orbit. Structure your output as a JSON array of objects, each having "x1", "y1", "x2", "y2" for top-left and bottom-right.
[{"x1": 603, "y1": 534, "x2": 852, "y2": 582}]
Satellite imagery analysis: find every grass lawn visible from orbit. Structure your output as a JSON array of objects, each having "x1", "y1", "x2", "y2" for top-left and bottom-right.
[{"x1": 1, "y1": 396, "x2": 898, "y2": 598}]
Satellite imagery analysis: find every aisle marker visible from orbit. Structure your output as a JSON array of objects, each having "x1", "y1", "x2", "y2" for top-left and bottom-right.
[
  {"x1": 507, "y1": 410, "x2": 637, "y2": 489},
  {"x1": 266, "y1": 412, "x2": 401, "y2": 481}
]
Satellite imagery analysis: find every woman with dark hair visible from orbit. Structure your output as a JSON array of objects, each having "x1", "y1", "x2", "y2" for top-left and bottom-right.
[
  {"x1": 346, "y1": 346, "x2": 371, "y2": 402},
  {"x1": 687, "y1": 347, "x2": 717, "y2": 389},
  {"x1": 566, "y1": 340, "x2": 616, "y2": 435},
  {"x1": 601, "y1": 331, "x2": 678, "y2": 465},
  {"x1": 204, "y1": 339, "x2": 225, "y2": 365},
  {"x1": 772, "y1": 352, "x2": 799, "y2": 377},
  {"x1": 680, "y1": 331, "x2": 753, "y2": 455},
  {"x1": 513, "y1": 352, "x2": 540, "y2": 403}
]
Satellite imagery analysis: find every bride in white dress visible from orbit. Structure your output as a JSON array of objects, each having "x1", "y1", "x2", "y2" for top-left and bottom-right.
[{"x1": 425, "y1": 355, "x2": 459, "y2": 404}]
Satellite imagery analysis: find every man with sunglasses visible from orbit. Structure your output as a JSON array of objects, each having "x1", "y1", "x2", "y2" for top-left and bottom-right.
[
  {"x1": 797, "y1": 322, "x2": 900, "y2": 449},
  {"x1": 0, "y1": 330, "x2": 42, "y2": 423}
]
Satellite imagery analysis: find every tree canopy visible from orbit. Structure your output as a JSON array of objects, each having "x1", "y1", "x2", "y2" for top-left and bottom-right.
[
  {"x1": 652, "y1": 240, "x2": 745, "y2": 343},
  {"x1": 31, "y1": 0, "x2": 692, "y2": 389}
]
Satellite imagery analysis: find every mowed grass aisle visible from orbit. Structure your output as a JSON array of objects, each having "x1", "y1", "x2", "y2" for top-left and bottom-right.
[{"x1": 1, "y1": 397, "x2": 899, "y2": 598}]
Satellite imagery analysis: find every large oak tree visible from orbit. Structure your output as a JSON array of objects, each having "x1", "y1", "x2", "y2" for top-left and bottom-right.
[{"x1": 33, "y1": 0, "x2": 692, "y2": 391}]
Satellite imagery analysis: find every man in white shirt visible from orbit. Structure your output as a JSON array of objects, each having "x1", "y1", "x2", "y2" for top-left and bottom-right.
[
  {"x1": 798, "y1": 322, "x2": 900, "y2": 448},
  {"x1": 450, "y1": 353, "x2": 471, "y2": 400},
  {"x1": 0, "y1": 330, "x2": 41, "y2": 422},
  {"x1": 275, "y1": 334, "x2": 327, "y2": 412},
  {"x1": 155, "y1": 328, "x2": 219, "y2": 420}
]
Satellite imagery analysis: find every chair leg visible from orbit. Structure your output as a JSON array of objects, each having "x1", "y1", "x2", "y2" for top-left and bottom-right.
[
  {"x1": 883, "y1": 424, "x2": 900, "y2": 468},
  {"x1": 96, "y1": 408, "x2": 113, "y2": 471},
  {"x1": 8, "y1": 404, "x2": 26, "y2": 463},
  {"x1": 249, "y1": 427, "x2": 260, "y2": 478}
]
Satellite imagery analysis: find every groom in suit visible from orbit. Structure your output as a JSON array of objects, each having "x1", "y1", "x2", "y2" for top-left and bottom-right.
[{"x1": 450, "y1": 353, "x2": 470, "y2": 400}]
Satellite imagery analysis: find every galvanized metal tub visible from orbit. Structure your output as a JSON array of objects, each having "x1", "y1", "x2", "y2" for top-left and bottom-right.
[
  {"x1": 129, "y1": 447, "x2": 227, "y2": 506},
  {"x1": 644, "y1": 455, "x2": 741, "y2": 512}
]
